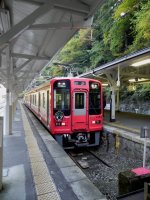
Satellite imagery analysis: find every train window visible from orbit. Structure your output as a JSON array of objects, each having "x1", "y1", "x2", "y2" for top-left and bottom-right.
[
  {"x1": 53, "y1": 80, "x2": 70, "y2": 116},
  {"x1": 35, "y1": 95, "x2": 36, "y2": 105},
  {"x1": 89, "y1": 82, "x2": 101, "y2": 115},
  {"x1": 74, "y1": 81, "x2": 86, "y2": 86},
  {"x1": 39, "y1": 93, "x2": 41, "y2": 108},
  {"x1": 75, "y1": 93, "x2": 84, "y2": 109},
  {"x1": 43, "y1": 93, "x2": 45, "y2": 108}
]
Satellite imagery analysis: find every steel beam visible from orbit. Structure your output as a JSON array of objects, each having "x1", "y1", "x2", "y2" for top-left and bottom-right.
[
  {"x1": 0, "y1": 2, "x2": 54, "y2": 49},
  {"x1": 12, "y1": 97, "x2": 18, "y2": 120},
  {"x1": 29, "y1": 19, "x2": 93, "y2": 30},
  {"x1": 0, "y1": 117, "x2": 3, "y2": 191},
  {"x1": 4, "y1": 89, "x2": 10, "y2": 135},
  {"x1": 9, "y1": 104, "x2": 13, "y2": 135},
  {"x1": 14, "y1": 58, "x2": 33, "y2": 74},
  {"x1": 55, "y1": 0, "x2": 89, "y2": 14},
  {"x1": 16, "y1": 0, "x2": 89, "y2": 14},
  {"x1": 15, "y1": 0, "x2": 44, "y2": 6},
  {"x1": 11, "y1": 53, "x2": 50, "y2": 60}
]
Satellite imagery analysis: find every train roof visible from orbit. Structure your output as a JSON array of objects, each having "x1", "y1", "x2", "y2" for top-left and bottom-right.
[
  {"x1": 51, "y1": 77, "x2": 101, "y2": 82},
  {"x1": 25, "y1": 77, "x2": 101, "y2": 95}
]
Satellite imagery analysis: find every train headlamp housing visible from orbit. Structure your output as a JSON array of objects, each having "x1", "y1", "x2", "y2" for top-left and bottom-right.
[
  {"x1": 90, "y1": 83, "x2": 99, "y2": 89},
  {"x1": 55, "y1": 111, "x2": 64, "y2": 122}
]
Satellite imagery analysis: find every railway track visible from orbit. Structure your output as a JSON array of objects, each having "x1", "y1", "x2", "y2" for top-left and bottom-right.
[
  {"x1": 67, "y1": 150, "x2": 89, "y2": 170},
  {"x1": 67, "y1": 148, "x2": 112, "y2": 170},
  {"x1": 87, "y1": 149, "x2": 113, "y2": 168}
]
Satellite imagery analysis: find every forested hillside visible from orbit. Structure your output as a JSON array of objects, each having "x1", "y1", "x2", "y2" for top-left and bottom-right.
[
  {"x1": 40, "y1": 0, "x2": 150, "y2": 114},
  {"x1": 46, "y1": 0, "x2": 150, "y2": 76}
]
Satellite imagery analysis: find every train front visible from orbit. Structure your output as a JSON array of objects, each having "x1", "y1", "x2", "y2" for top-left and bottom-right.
[{"x1": 51, "y1": 78, "x2": 103, "y2": 149}]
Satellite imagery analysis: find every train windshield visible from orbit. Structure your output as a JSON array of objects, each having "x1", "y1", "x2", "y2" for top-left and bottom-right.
[
  {"x1": 89, "y1": 82, "x2": 101, "y2": 115},
  {"x1": 53, "y1": 80, "x2": 70, "y2": 116}
]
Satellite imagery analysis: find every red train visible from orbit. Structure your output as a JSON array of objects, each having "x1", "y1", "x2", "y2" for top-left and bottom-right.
[{"x1": 24, "y1": 77, "x2": 103, "y2": 148}]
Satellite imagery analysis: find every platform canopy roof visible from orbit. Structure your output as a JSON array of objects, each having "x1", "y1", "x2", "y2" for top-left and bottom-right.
[
  {"x1": 79, "y1": 47, "x2": 150, "y2": 88},
  {"x1": 0, "y1": 0, "x2": 104, "y2": 96}
]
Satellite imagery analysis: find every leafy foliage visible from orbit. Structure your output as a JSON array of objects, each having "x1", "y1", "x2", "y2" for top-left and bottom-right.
[
  {"x1": 39, "y1": 0, "x2": 150, "y2": 112},
  {"x1": 109, "y1": 17, "x2": 131, "y2": 55},
  {"x1": 131, "y1": 1, "x2": 150, "y2": 50},
  {"x1": 54, "y1": 29, "x2": 91, "y2": 74},
  {"x1": 45, "y1": 0, "x2": 149, "y2": 76},
  {"x1": 113, "y1": 0, "x2": 141, "y2": 19}
]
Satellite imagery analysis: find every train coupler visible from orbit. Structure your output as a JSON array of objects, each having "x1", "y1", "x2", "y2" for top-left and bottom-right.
[{"x1": 74, "y1": 142, "x2": 89, "y2": 147}]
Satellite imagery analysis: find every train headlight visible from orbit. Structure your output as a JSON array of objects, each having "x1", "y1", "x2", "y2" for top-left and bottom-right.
[
  {"x1": 61, "y1": 122, "x2": 66, "y2": 126},
  {"x1": 55, "y1": 111, "x2": 64, "y2": 122}
]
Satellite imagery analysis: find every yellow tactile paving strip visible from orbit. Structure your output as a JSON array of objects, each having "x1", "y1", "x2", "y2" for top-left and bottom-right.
[{"x1": 20, "y1": 103, "x2": 61, "y2": 200}]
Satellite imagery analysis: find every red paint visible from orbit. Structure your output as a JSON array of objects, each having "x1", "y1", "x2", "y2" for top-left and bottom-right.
[
  {"x1": 132, "y1": 167, "x2": 150, "y2": 175},
  {"x1": 24, "y1": 77, "x2": 103, "y2": 146}
]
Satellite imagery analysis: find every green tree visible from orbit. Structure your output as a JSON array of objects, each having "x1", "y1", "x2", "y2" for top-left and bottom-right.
[
  {"x1": 49, "y1": 65, "x2": 64, "y2": 77},
  {"x1": 109, "y1": 0, "x2": 149, "y2": 55},
  {"x1": 90, "y1": 0, "x2": 115, "y2": 64},
  {"x1": 131, "y1": 1, "x2": 150, "y2": 50},
  {"x1": 55, "y1": 29, "x2": 91, "y2": 74},
  {"x1": 42, "y1": 0, "x2": 150, "y2": 77}
]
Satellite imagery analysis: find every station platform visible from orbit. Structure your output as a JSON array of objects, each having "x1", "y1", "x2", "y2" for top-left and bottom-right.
[
  {"x1": 104, "y1": 110, "x2": 150, "y2": 134},
  {"x1": 0, "y1": 102, "x2": 106, "y2": 200},
  {"x1": 103, "y1": 110, "x2": 150, "y2": 152}
]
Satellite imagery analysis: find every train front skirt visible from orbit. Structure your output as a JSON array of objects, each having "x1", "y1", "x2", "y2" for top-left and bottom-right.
[{"x1": 54, "y1": 131, "x2": 101, "y2": 149}]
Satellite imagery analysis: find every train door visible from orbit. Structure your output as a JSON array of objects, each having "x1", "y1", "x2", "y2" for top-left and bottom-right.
[
  {"x1": 47, "y1": 90, "x2": 49, "y2": 125},
  {"x1": 72, "y1": 91, "x2": 88, "y2": 131}
]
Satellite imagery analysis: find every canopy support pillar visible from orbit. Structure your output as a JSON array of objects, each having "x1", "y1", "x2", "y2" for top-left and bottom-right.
[
  {"x1": 0, "y1": 117, "x2": 3, "y2": 190},
  {"x1": 110, "y1": 86, "x2": 116, "y2": 122}
]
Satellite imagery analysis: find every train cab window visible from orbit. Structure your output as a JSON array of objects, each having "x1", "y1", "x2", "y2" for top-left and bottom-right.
[
  {"x1": 53, "y1": 80, "x2": 70, "y2": 116},
  {"x1": 89, "y1": 82, "x2": 101, "y2": 115}
]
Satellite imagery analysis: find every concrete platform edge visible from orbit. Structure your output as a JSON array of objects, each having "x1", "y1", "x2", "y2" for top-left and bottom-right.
[{"x1": 24, "y1": 104, "x2": 107, "y2": 200}]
